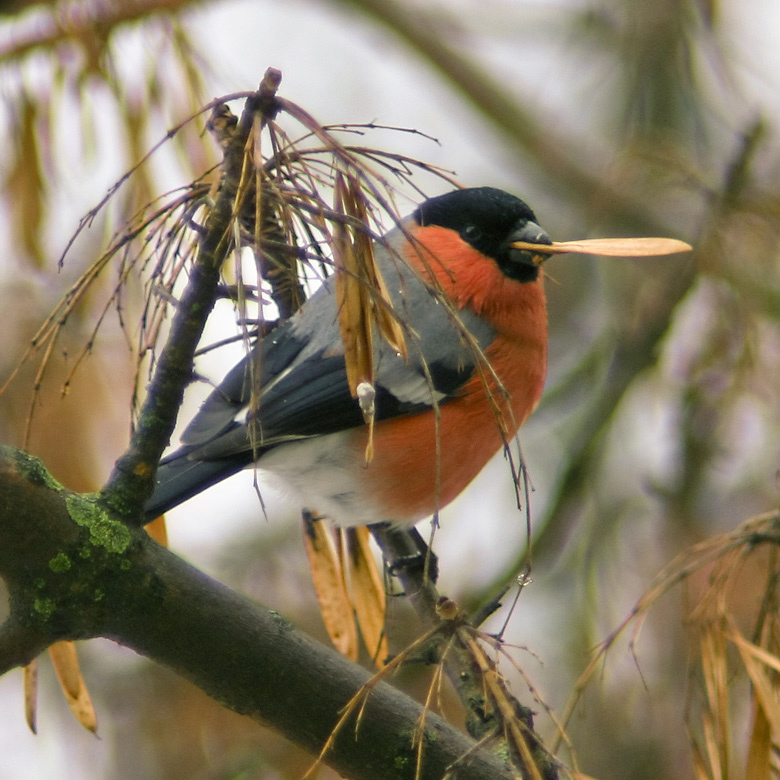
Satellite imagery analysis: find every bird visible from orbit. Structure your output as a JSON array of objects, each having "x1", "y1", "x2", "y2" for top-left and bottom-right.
[{"x1": 144, "y1": 187, "x2": 552, "y2": 527}]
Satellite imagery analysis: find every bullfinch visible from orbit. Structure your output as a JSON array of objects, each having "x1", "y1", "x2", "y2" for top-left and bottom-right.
[{"x1": 144, "y1": 187, "x2": 552, "y2": 526}]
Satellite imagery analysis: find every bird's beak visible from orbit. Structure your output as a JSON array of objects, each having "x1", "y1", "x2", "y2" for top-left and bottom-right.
[{"x1": 507, "y1": 221, "x2": 553, "y2": 268}]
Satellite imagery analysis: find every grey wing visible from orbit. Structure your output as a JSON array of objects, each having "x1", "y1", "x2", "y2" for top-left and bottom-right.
[{"x1": 181, "y1": 227, "x2": 495, "y2": 452}]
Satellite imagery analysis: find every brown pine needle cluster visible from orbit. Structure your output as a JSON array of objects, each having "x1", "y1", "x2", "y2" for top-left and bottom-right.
[
  {"x1": 555, "y1": 509, "x2": 780, "y2": 777},
  {"x1": 306, "y1": 596, "x2": 560, "y2": 780}
]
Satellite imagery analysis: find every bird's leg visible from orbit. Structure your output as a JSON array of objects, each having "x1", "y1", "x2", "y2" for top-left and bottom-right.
[{"x1": 369, "y1": 524, "x2": 440, "y2": 622}]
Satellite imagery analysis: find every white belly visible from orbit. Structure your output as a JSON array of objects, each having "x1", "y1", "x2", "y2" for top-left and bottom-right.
[{"x1": 258, "y1": 431, "x2": 378, "y2": 527}]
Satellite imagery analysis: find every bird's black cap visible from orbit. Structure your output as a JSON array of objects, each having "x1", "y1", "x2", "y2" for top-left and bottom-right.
[{"x1": 414, "y1": 187, "x2": 551, "y2": 282}]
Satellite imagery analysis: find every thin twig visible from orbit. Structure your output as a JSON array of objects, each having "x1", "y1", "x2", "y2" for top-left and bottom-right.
[{"x1": 100, "y1": 71, "x2": 283, "y2": 521}]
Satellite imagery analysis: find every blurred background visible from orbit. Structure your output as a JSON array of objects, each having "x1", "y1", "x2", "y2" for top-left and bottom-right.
[{"x1": 1, "y1": 0, "x2": 780, "y2": 778}]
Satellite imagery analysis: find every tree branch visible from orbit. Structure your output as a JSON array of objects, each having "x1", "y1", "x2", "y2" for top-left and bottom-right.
[
  {"x1": 0, "y1": 447, "x2": 520, "y2": 780},
  {"x1": 371, "y1": 525, "x2": 554, "y2": 778}
]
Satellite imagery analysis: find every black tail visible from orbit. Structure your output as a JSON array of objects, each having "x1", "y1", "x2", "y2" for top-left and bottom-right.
[{"x1": 144, "y1": 452, "x2": 250, "y2": 522}]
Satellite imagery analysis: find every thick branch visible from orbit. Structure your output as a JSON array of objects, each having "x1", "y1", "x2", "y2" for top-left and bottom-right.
[
  {"x1": 0, "y1": 448, "x2": 518, "y2": 780},
  {"x1": 0, "y1": 621, "x2": 51, "y2": 674}
]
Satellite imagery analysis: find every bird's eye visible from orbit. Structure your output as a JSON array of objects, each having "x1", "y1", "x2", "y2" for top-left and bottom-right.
[{"x1": 462, "y1": 225, "x2": 482, "y2": 243}]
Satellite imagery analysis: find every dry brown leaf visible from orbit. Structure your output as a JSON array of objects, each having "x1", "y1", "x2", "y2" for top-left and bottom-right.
[
  {"x1": 691, "y1": 741, "x2": 714, "y2": 780},
  {"x1": 302, "y1": 516, "x2": 358, "y2": 660},
  {"x1": 8, "y1": 95, "x2": 46, "y2": 267},
  {"x1": 350, "y1": 190, "x2": 406, "y2": 363},
  {"x1": 333, "y1": 173, "x2": 374, "y2": 398},
  {"x1": 746, "y1": 700, "x2": 772, "y2": 780},
  {"x1": 731, "y1": 631, "x2": 780, "y2": 739},
  {"x1": 145, "y1": 514, "x2": 169, "y2": 546},
  {"x1": 512, "y1": 236, "x2": 692, "y2": 258},
  {"x1": 731, "y1": 630, "x2": 780, "y2": 675},
  {"x1": 24, "y1": 660, "x2": 38, "y2": 734},
  {"x1": 344, "y1": 527, "x2": 388, "y2": 667},
  {"x1": 332, "y1": 172, "x2": 406, "y2": 404},
  {"x1": 48, "y1": 641, "x2": 98, "y2": 733},
  {"x1": 700, "y1": 625, "x2": 731, "y2": 779}
]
